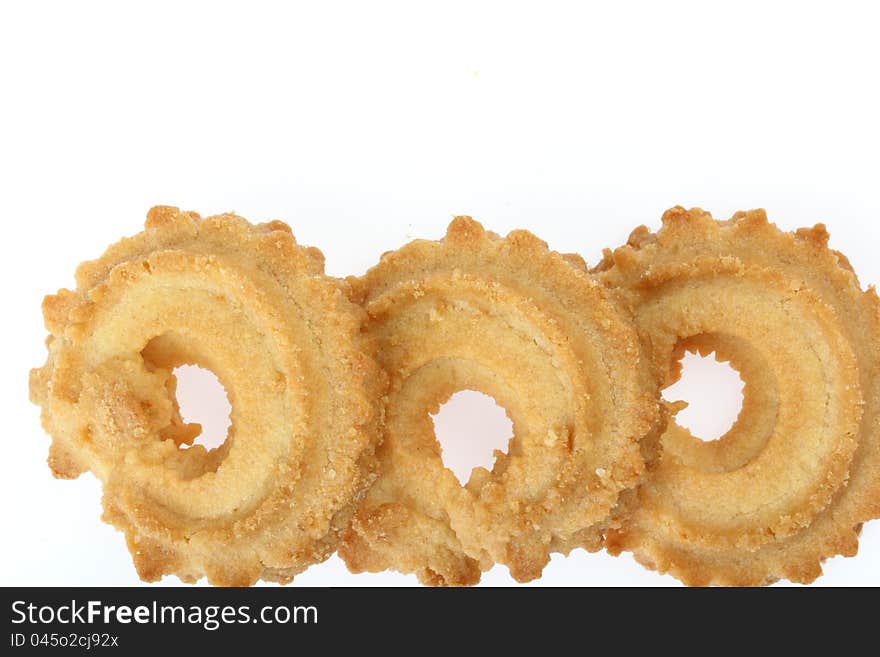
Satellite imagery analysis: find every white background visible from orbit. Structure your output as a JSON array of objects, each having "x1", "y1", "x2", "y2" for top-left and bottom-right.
[{"x1": 1, "y1": 1, "x2": 879, "y2": 586}]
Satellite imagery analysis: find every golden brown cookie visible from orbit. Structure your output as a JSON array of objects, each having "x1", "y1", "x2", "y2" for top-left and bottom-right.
[
  {"x1": 596, "y1": 207, "x2": 880, "y2": 585},
  {"x1": 30, "y1": 206, "x2": 383, "y2": 586},
  {"x1": 339, "y1": 217, "x2": 655, "y2": 585}
]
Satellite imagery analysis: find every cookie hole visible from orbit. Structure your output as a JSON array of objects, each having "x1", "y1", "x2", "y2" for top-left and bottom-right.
[
  {"x1": 173, "y1": 365, "x2": 231, "y2": 451},
  {"x1": 663, "y1": 352, "x2": 744, "y2": 442},
  {"x1": 431, "y1": 390, "x2": 513, "y2": 485}
]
